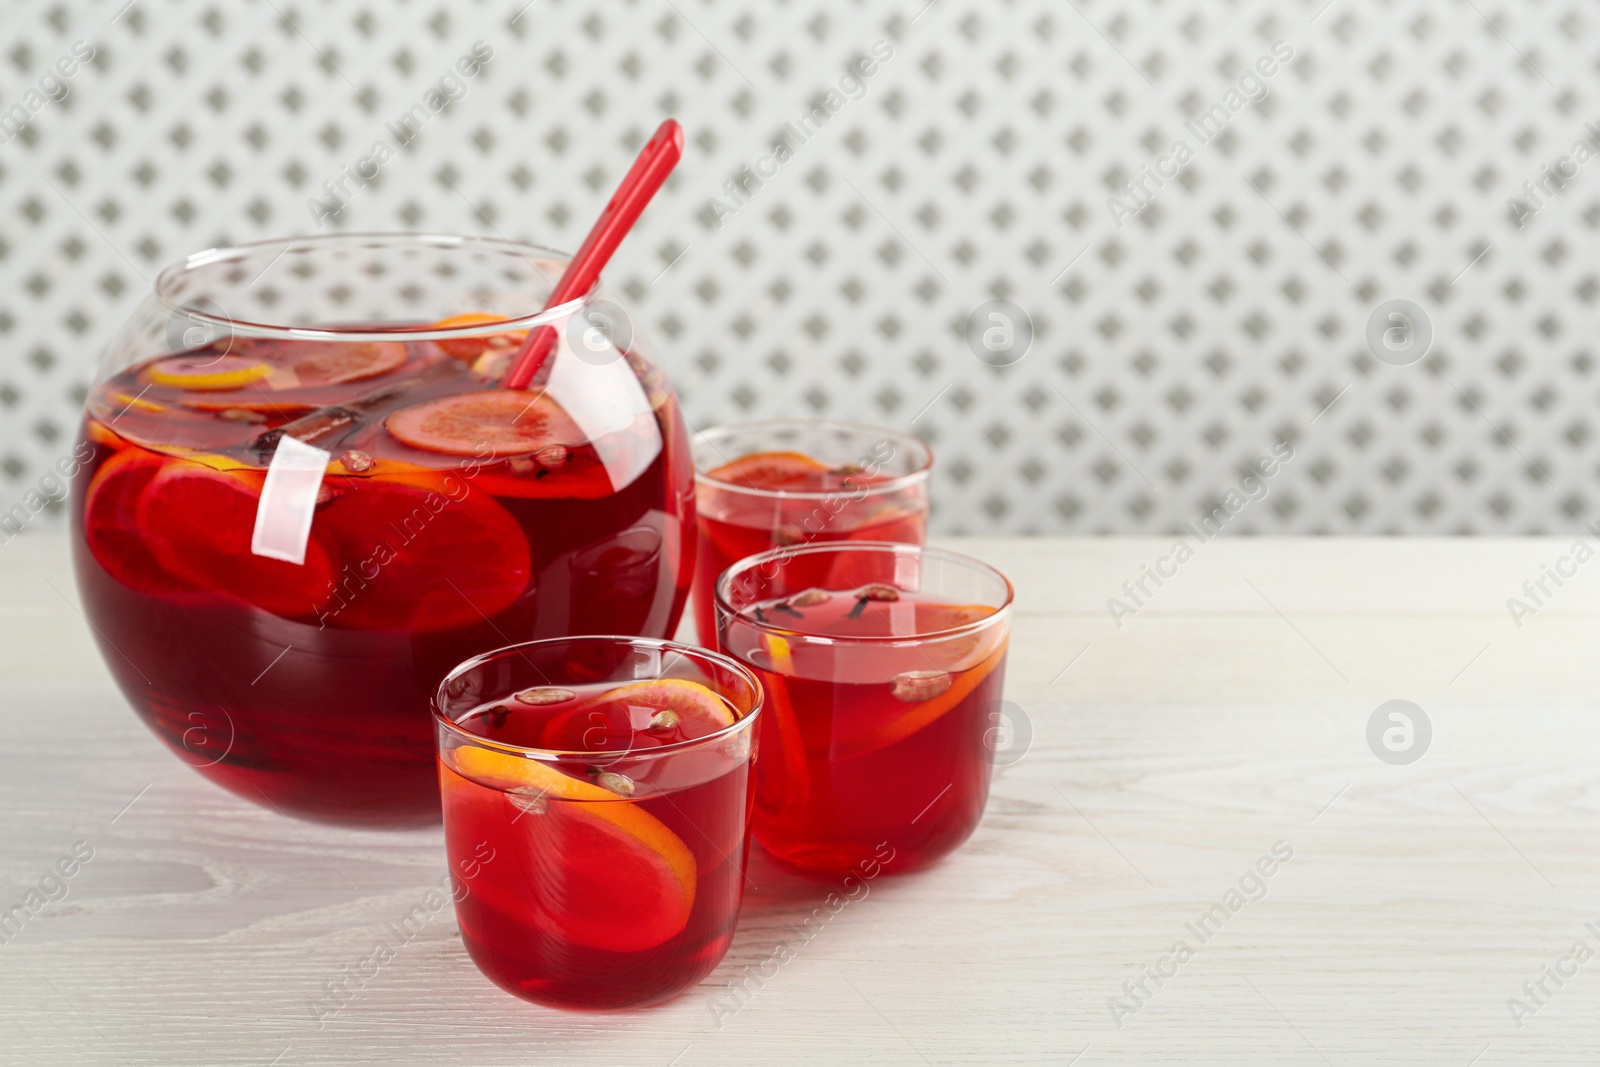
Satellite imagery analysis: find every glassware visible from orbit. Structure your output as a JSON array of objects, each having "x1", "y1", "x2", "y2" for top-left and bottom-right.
[
  {"x1": 70, "y1": 233, "x2": 695, "y2": 826},
  {"x1": 689, "y1": 418, "x2": 930, "y2": 645},
  {"x1": 716, "y1": 542, "x2": 1012, "y2": 876},
  {"x1": 434, "y1": 636, "x2": 761, "y2": 1009}
]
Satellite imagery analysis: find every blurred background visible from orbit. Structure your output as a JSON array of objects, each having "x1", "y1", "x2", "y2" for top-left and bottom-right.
[{"x1": 0, "y1": 0, "x2": 1594, "y2": 534}]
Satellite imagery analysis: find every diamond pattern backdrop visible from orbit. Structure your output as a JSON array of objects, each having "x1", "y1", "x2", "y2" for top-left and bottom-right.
[{"x1": 1, "y1": 0, "x2": 1597, "y2": 534}]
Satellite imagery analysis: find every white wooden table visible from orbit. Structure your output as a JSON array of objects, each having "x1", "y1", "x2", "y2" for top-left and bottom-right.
[{"x1": 2, "y1": 534, "x2": 1597, "y2": 1065}]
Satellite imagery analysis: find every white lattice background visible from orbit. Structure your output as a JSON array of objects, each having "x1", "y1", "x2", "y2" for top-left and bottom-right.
[{"x1": 2, "y1": 0, "x2": 1597, "y2": 534}]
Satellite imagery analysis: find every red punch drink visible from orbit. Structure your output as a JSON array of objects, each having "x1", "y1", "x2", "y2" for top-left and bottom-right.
[
  {"x1": 434, "y1": 638, "x2": 762, "y2": 1009},
  {"x1": 70, "y1": 235, "x2": 694, "y2": 826},
  {"x1": 690, "y1": 420, "x2": 930, "y2": 646},
  {"x1": 716, "y1": 543, "x2": 1012, "y2": 877}
]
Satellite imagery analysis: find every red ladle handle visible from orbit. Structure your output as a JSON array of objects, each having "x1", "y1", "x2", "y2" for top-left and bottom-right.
[{"x1": 503, "y1": 119, "x2": 684, "y2": 389}]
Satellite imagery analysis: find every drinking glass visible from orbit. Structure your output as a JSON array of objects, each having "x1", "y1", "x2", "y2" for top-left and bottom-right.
[
  {"x1": 715, "y1": 542, "x2": 1012, "y2": 877},
  {"x1": 435, "y1": 636, "x2": 762, "y2": 1009},
  {"x1": 689, "y1": 418, "x2": 930, "y2": 644}
]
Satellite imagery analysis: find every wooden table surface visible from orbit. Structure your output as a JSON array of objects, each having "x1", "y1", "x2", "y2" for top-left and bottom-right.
[{"x1": 2, "y1": 534, "x2": 1597, "y2": 1065}]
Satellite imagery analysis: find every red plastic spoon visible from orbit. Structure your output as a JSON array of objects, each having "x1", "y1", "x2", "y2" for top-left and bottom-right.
[{"x1": 503, "y1": 119, "x2": 685, "y2": 389}]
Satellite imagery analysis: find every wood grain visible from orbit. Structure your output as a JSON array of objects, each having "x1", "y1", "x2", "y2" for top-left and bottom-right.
[{"x1": 2, "y1": 534, "x2": 1598, "y2": 1065}]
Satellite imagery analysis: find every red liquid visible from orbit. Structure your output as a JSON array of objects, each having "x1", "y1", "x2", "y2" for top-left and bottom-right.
[
  {"x1": 691, "y1": 454, "x2": 926, "y2": 644},
  {"x1": 71, "y1": 336, "x2": 694, "y2": 826},
  {"x1": 440, "y1": 683, "x2": 754, "y2": 1009},
  {"x1": 724, "y1": 588, "x2": 1005, "y2": 876}
]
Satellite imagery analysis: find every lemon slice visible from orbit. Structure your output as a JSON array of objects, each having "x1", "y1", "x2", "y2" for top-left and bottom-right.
[{"x1": 146, "y1": 355, "x2": 274, "y2": 391}]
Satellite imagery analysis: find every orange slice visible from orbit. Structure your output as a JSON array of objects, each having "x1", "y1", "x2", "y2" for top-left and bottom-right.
[
  {"x1": 83, "y1": 419, "x2": 126, "y2": 449},
  {"x1": 107, "y1": 391, "x2": 167, "y2": 414},
  {"x1": 538, "y1": 679, "x2": 739, "y2": 761},
  {"x1": 571, "y1": 679, "x2": 736, "y2": 737},
  {"x1": 451, "y1": 744, "x2": 619, "y2": 802},
  {"x1": 463, "y1": 462, "x2": 621, "y2": 501},
  {"x1": 445, "y1": 746, "x2": 697, "y2": 952},
  {"x1": 136, "y1": 464, "x2": 335, "y2": 618},
  {"x1": 744, "y1": 631, "x2": 812, "y2": 813},
  {"x1": 82, "y1": 450, "x2": 193, "y2": 596},
  {"x1": 835, "y1": 641, "x2": 1009, "y2": 761},
  {"x1": 176, "y1": 398, "x2": 319, "y2": 429},
  {"x1": 915, "y1": 603, "x2": 994, "y2": 631},
  {"x1": 146, "y1": 355, "x2": 274, "y2": 391},
  {"x1": 311, "y1": 475, "x2": 530, "y2": 632},
  {"x1": 277, "y1": 340, "x2": 407, "y2": 387},
  {"x1": 178, "y1": 397, "x2": 317, "y2": 415},
  {"x1": 755, "y1": 672, "x2": 812, "y2": 815},
  {"x1": 913, "y1": 602, "x2": 1003, "y2": 671},
  {"x1": 430, "y1": 312, "x2": 526, "y2": 361},
  {"x1": 385, "y1": 390, "x2": 584, "y2": 457},
  {"x1": 705, "y1": 450, "x2": 828, "y2": 490}
]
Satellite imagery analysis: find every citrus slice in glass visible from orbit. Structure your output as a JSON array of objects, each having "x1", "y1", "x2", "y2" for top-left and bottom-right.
[
  {"x1": 177, "y1": 398, "x2": 319, "y2": 418},
  {"x1": 429, "y1": 312, "x2": 526, "y2": 361},
  {"x1": 444, "y1": 746, "x2": 697, "y2": 952},
  {"x1": 912, "y1": 602, "x2": 1005, "y2": 670},
  {"x1": 538, "y1": 679, "x2": 743, "y2": 792},
  {"x1": 564, "y1": 679, "x2": 735, "y2": 747},
  {"x1": 704, "y1": 450, "x2": 828, "y2": 489},
  {"x1": 135, "y1": 464, "x2": 334, "y2": 617},
  {"x1": 276, "y1": 340, "x2": 408, "y2": 387},
  {"x1": 385, "y1": 390, "x2": 584, "y2": 457},
  {"x1": 754, "y1": 671, "x2": 812, "y2": 815},
  {"x1": 311, "y1": 475, "x2": 530, "y2": 632},
  {"x1": 835, "y1": 642, "x2": 1008, "y2": 761},
  {"x1": 146, "y1": 355, "x2": 274, "y2": 391},
  {"x1": 82, "y1": 450, "x2": 193, "y2": 596},
  {"x1": 107, "y1": 391, "x2": 167, "y2": 414}
]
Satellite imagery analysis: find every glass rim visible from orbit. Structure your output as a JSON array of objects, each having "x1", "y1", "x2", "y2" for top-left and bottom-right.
[
  {"x1": 154, "y1": 231, "x2": 602, "y2": 343},
  {"x1": 691, "y1": 417, "x2": 933, "y2": 501},
  {"x1": 433, "y1": 635, "x2": 764, "y2": 763},
  {"x1": 713, "y1": 540, "x2": 1014, "y2": 646}
]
